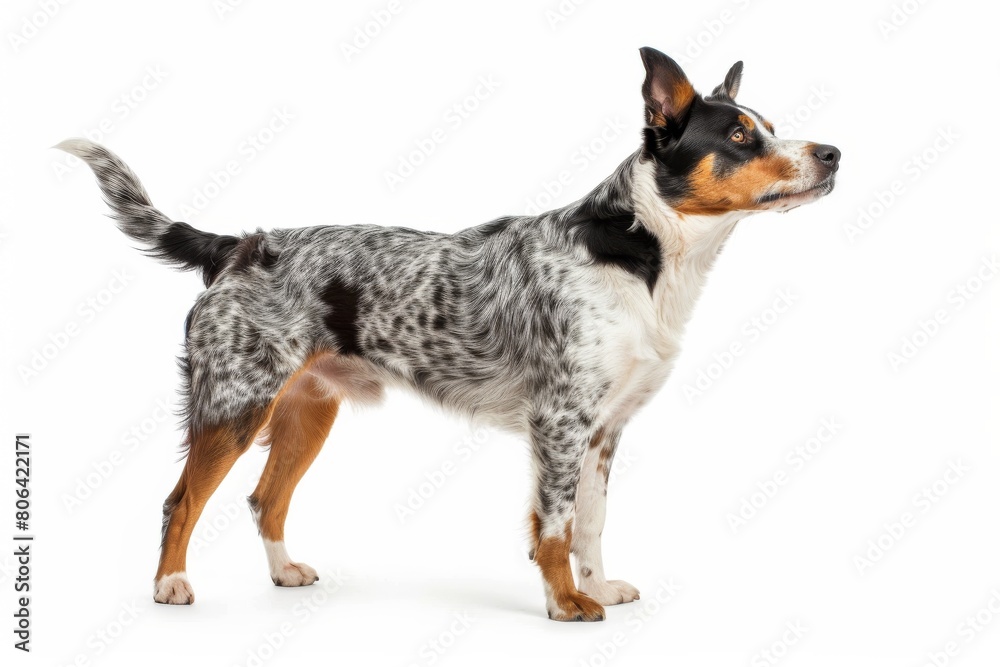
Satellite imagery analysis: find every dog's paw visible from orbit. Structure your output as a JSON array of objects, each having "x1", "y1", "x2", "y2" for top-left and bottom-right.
[
  {"x1": 547, "y1": 592, "x2": 606, "y2": 622},
  {"x1": 271, "y1": 561, "x2": 319, "y2": 587},
  {"x1": 153, "y1": 572, "x2": 195, "y2": 605},
  {"x1": 578, "y1": 578, "x2": 640, "y2": 606}
]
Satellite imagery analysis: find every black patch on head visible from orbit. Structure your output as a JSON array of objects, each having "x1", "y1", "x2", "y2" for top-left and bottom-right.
[
  {"x1": 567, "y1": 208, "x2": 662, "y2": 292},
  {"x1": 320, "y1": 276, "x2": 362, "y2": 355},
  {"x1": 155, "y1": 222, "x2": 240, "y2": 286},
  {"x1": 642, "y1": 96, "x2": 767, "y2": 204}
]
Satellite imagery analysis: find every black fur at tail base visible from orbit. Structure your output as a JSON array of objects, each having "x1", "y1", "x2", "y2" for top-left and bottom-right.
[{"x1": 155, "y1": 222, "x2": 240, "y2": 286}]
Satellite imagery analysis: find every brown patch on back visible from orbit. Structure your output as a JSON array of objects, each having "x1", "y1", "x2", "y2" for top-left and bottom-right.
[
  {"x1": 534, "y1": 521, "x2": 605, "y2": 621},
  {"x1": 675, "y1": 152, "x2": 797, "y2": 215}
]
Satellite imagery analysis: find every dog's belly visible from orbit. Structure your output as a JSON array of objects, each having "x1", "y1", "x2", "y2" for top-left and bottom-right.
[
  {"x1": 303, "y1": 350, "x2": 529, "y2": 431},
  {"x1": 304, "y1": 352, "x2": 388, "y2": 405}
]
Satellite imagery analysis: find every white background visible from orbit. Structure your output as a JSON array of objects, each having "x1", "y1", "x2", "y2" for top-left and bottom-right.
[{"x1": 1, "y1": 0, "x2": 998, "y2": 665}]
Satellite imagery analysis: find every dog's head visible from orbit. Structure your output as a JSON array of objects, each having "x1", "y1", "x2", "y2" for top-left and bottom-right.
[{"x1": 639, "y1": 47, "x2": 839, "y2": 215}]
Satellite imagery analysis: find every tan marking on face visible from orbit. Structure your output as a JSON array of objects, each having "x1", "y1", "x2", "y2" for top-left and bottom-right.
[
  {"x1": 738, "y1": 114, "x2": 756, "y2": 131},
  {"x1": 763, "y1": 119, "x2": 776, "y2": 134},
  {"x1": 674, "y1": 152, "x2": 798, "y2": 215}
]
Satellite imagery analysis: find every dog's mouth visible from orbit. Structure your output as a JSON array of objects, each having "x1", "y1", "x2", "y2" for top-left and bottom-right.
[{"x1": 757, "y1": 176, "x2": 836, "y2": 212}]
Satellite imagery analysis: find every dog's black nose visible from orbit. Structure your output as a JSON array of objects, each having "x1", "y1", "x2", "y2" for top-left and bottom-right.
[{"x1": 813, "y1": 144, "x2": 841, "y2": 172}]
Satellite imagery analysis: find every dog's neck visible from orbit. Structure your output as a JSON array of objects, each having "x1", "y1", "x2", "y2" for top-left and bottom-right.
[
  {"x1": 573, "y1": 150, "x2": 745, "y2": 259},
  {"x1": 616, "y1": 153, "x2": 749, "y2": 359},
  {"x1": 629, "y1": 156, "x2": 744, "y2": 264},
  {"x1": 580, "y1": 152, "x2": 746, "y2": 357}
]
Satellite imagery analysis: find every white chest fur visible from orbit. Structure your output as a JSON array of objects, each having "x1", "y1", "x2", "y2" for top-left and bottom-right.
[{"x1": 594, "y1": 160, "x2": 744, "y2": 429}]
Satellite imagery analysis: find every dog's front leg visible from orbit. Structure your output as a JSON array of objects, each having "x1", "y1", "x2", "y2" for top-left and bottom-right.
[
  {"x1": 571, "y1": 428, "x2": 640, "y2": 605},
  {"x1": 528, "y1": 411, "x2": 605, "y2": 622}
]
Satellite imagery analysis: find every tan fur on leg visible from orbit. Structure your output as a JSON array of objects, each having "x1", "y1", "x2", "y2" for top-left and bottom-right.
[
  {"x1": 250, "y1": 365, "x2": 339, "y2": 586},
  {"x1": 155, "y1": 413, "x2": 267, "y2": 604},
  {"x1": 535, "y1": 522, "x2": 605, "y2": 621}
]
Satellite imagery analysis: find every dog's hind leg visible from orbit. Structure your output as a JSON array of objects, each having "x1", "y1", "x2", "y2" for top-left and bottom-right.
[
  {"x1": 572, "y1": 428, "x2": 640, "y2": 606},
  {"x1": 248, "y1": 366, "x2": 338, "y2": 587},
  {"x1": 154, "y1": 289, "x2": 311, "y2": 604},
  {"x1": 154, "y1": 411, "x2": 269, "y2": 604}
]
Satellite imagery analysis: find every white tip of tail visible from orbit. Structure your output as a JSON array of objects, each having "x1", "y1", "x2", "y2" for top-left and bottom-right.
[{"x1": 53, "y1": 137, "x2": 98, "y2": 157}]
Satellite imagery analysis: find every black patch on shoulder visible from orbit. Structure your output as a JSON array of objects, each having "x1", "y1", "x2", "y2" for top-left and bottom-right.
[
  {"x1": 567, "y1": 210, "x2": 662, "y2": 292},
  {"x1": 230, "y1": 233, "x2": 279, "y2": 273},
  {"x1": 320, "y1": 276, "x2": 362, "y2": 356}
]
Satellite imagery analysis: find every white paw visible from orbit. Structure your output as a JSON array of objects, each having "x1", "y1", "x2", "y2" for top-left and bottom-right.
[
  {"x1": 153, "y1": 572, "x2": 195, "y2": 605},
  {"x1": 578, "y1": 578, "x2": 640, "y2": 606},
  {"x1": 271, "y1": 561, "x2": 319, "y2": 587},
  {"x1": 264, "y1": 540, "x2": 319, "y2": 587}
]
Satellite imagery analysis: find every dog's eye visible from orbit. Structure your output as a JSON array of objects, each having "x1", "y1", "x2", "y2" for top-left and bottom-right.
[{"x1": 730, "y1": 129, "x2": 749, "y2": 144}]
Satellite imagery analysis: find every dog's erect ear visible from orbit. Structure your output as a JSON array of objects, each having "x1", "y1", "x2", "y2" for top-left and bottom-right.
[
  {"x1": 711, "y1": 61, "x2": 744, "y2": 100},
  {"x1": 639, "y1": 47, "x2": 696, "y2": 127}
]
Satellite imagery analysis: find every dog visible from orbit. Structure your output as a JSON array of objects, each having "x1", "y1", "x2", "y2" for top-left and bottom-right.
[{"x1": 58, "y1": 47, "x2": 839, "y2": 621}]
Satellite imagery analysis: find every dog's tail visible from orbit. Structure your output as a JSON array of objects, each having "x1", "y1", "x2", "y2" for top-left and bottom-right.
[{"x1": 55, "y1": 138, "x2": 240, "y2": 286}]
